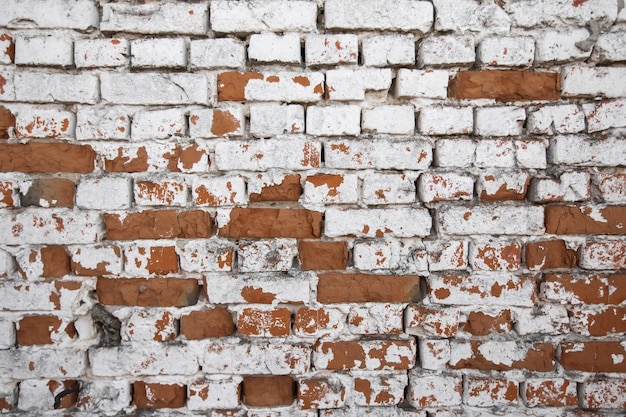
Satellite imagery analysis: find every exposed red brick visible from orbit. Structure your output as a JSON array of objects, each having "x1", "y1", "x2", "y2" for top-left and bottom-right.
[
  {"x1": 217, "y1": 71, "x2": 264, "y2": 101},
  {"x1": 315, "y1": 340, "x2": 415, "y2": 370},
  {"x1": 525, "y1": 239, "x2": 579, "y2": 270},
  {"x1": 40, "y1": 246, "x2": 71, "y2": 277},
  {"x1": 249, "y1": 174, "x2": 302, "y2": 202},
  {"x1": 405, "y1": 305, "x2": 459, "y2": 337},
  {"x1": 105, "y1": 210, "x2": 212, "y2": 240},
  {"x1": 541, "y1": 273, "x2": 626, "y2": 304},
  {"x1": 0, "y1": 143, "x2": 95, "y2": 173},
  {"x1": 560, "y1": 342, "x2": 626, "y2": 372},
  {"x1": 96, "y1": 278, "x2": 199, "y2": 307},
  {"x1": 20, "y1": 178, "x2": 75, "y2": 208},
  {"x1": 298, "y1": 241, "x2": 349, "y2": 271},
  {"x1": 471, "y1": 241, "x2": 522, "y2": 271},
  {"x1": 466, "y1": 378, "x2": 518, "y2": 407},
  {"x1": 449, "y1": 70, "x2": 560, "y2": 101},
  {"x1": 219, "y1": 208, "x2": 322, "y2": 238},
  {"x1": 180, "y1": 308, "x2": 235, "y2": 339},
  {"x1": 545, "y1": 205, "x2": 626, "y2": 235},
  {"x1": 317, "y1": 273, "x2": 420, "y2": 303},
  {"x1": 294, "y1": 308, "x2": 338, "y2": 335},
  {"x1": 237, "y1": 308, "x2": 291, "y2": 337},
  {"x1": 462, "y1": 309, "x2": 513, "y2": 336},
  {"x1": 133, "y1": 381, "x2": 186, "y2": 409},
  {"x1": 211, "y1": 109, "x2": 241, "y2": 135},
  {"x1": 451, "y1": 341, "x2": 554, "y2": 371},
  {"x1": 17, "y1": 315, "x2": 74, "y2": 345},
  {"x1": 0, "y1": 107, "x2": 15, "y2": 139},
  {"x1": 298, "y1": 378, "x2": 346, "y2": 409},
  {"x1": 582, "y1": 379, "x2": 626, "y2": 409},
  {"x1": 104, "y1": 146, "x2": 149, "y2": 172},
  {"x1": 242, "y1": 376, "x2": 296, "y2": 407},
  {"x1": 0, "y1": 181, "x2": 15, "y2": 208},
  {"x1": 524, "y1": 378, "x2": 578, "y2": 407},
  {"x1": 177, "y1": 210, "x2": 213, "y2": 238},
  {"x1": 570, "y1": 306, "x2": 626, "y2": 336},
  {"x1": 48, "y1": 380, "x2": 79, "y2": 409}
]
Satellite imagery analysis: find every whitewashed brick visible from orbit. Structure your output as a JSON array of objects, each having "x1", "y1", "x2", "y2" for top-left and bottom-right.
[
  {"x1": 514, "y1": 304, "x2": 569, "y2": 335},
  {"x1": 15, "y1": 108, "x2": 75, "y2": 139},
  {"x1": 592, "y1": 32, "x2": 626, "y2": 63},
  {"x1": 561, "y1": 66, "x2": 626, "y2": 98},
  {"x1": 325, "y1": 139, "x2": 432, "y2": 170},
  {"x1": 363, "y1": 34, "x2": 415, "y2": 67},
  {"x1": 475, "y1": 107, "x2": 525, "y2": 137},
  {"x1": 178, "y1": 240, "x2": 234, "y2": 273},
  {"x1": 363, "y1": 173, "x2": 416, "y2": 205},
  {"x1": 131, "y1": 108, "x2": 186, "y2": 141},
  {"x1": 326, "y1": 68, "x2": 392, "y2": 101},
  {"x1": 15, "y1": 71, "x2": 98, "y2": 104},
  {"x1": 15, "y1": 35, "x2": 73, "y2": 67},
  {"x1": 580, "y1": 240, "x2": 626, "y2": 270},
  {"x1": 432, "y1": 274, "x2": 536, "y2": 307},
  {"x1": 529, "y1": 172, "x2": 591, "y2": 202},
  {"x1": 362, "y1": 105, "x2": 415, "y2": 135},
  {"x1": 0, "y1": 279, "x2": 89, "y2": 311},
  {"x1": 249, "y1": 103, "x2": 304, "y2": 137},
  {"x1": 425, "y1": 240, "x2": 468, "y2": 271},
  {"x1": 0, "y1": 249, "x2": 16, "y2": 278},
  {"x1": 478, "y1": 36, "x2": 534, "y2": 67},
  {"x1": 582, "y1": 379, "x2": 626, "y2": 409},
  {"x1": 303, "y1": 173, "x2": 358, "y2": 205},
  {"x1": 408, "y1": 375, "x2": 462, "y2": 408},
  {"x1": 534, "y1": 29, "x2": 591, "y2": 64},
  {"x1": 202, "y1": 342, "x2": 310, "y2": 374},
  {"x1": 0, "y1": 0, "x2": 99, "y2": 30},
  {"x1": 435, "y1": 139, "x2": 476, "y2": 168},
  {"x1": 134, "y1": 178, "x2": 188, "y2": 207},
  {"x1": 0, "y1": 210, "x2": 103, "y2": 245},
  {"x1": 215, "y1": 139, "x2": 320, "y2": 171},
  {"x1": 192, "y1": 176, "x2": 247, "y2": 207},
  {"x1": 0, "y1": 35, "x2": 13, "y2": 65},
  {"x1": 419, "y1": 35, "x2": 475, "y2": 67},
  {"x1": 205, "y1": 273, "x2": 310, "y2": 304},
  {"x1": 188, "y1": 379, "x2": 241, "y2": 411},
  {"x1": 395, "y1": 69, "x2": 449, "y2": 99},
  {"x1": 353, "y1": 240, "x2": 401, "y2": 270},
  {"x1": 190, "y1": 38, "x2": 246, "y2": 69},
  {"x1": 419, "y1": 106, "x2": 472, "y2": 135},
  {"x1": 211, "y1": 0, "x2": 317, "y2": 33},
  {"x1": 75, "y1": 38, "x2": 129, "y2": 68},
  {"x1": 69, "y1": 244, "x2": 123, "y2": 276},
  {"x1": 438, "y1": 205, "x2": 545, "y2": 236},
  {"x1": 76, "y1": 177, "x2": 132, "y2": 210},
  {"x1": 76, "y1": 107, "x2": 130, "y2": 140},
  {"x1": 190, "y1": 107, "x2": 244, "y2": 138},
  {"x1": 477, "y1": 171, "x2": 529, "y2": 201},
  {"x1": 101, "y1": 73, "x2": 210, "y2": 105},
  {"x1": 120, "y1": 309, "x2": 177, "y2": 342},
  {"x1": 0, "y1": 67, "x2": 15, "y2": 101},
  {"x1": 432, "y1": 0, "x2": 511, "y2": 37},
  {"x1": 475, "y1": 139, "x2": 515, "y2": 168},
  {"x1": 306, "y1": 34, "x2": 358, "y2": 66},
  {"x1": 325, "y1": 0, "x2": 433, "y2": 32},
  {"x1": 419, "y1": 339, "x2": 451, "y2": 370},
  {"x1": 583, "y1": 99, "x2": 626, "y2": 133},
  {"x1": 549, "y1": 135, "x2": 626, "y2": 167},
  {"x1": 348, "y1": 304, "x2": 404, "y2": 335},
  {"x1": 505, "y1": 0, "x2": 617, "y2": 29},
  {"x1": 90, "y1": 344, "x2": 198, "y2": 376},
  {"x1": 527, "y1": 104, "x2": 585, "y2": 135},
  {"x1": 238, "y1": 239, "x2": 297, "y2": 272},
  {"x1": 77, "y1": 380, "x2": 131, "y2": 413},
  {"x1": 325, "y1": 207, "x2": 431, "y2": 238},
  {"x1": 515, "y1": 139, "x2": 547, "y2": 169},
  {"x1": 131, "y1": 38, "x2": 186, "y2": 69},
  {"x1": 101, "y1": 2, "x2": 209, "y2": 34},
  {"x1": 594, "y1": 171, "x2": 626, "y2": 203},
  {"x1": 469, "y1": 240, "x2": 522, "y2": 271},
  {"x1": 0, "y1": 347, "x2": 86, "y2": 378},
  {"x1": 248, "y1": 33, "x2": 301, "y2": 64},
  {"x1": 241, "y1": 71, "x2": 324, "y2": 102},
  {"x1": 307, "y1": 105, "x2": 360, "y2": 136},
  {"x1": 0, "y1": 321, "x2": 14, "y2": 349},
  {"x1": 418, "y1": 173, "x2": 474, "y2": 202},
  {"x1": 19, "y1": 379, "x2": 80, "y2": 411}
]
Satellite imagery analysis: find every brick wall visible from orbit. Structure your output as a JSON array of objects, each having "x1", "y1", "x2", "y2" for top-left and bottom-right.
[{"x1": 0, "y1": 0, "x2": 625, "y2": 415}]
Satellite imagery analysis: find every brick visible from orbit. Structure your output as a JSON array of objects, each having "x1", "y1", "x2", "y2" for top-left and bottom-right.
[
  {"x1": 478, "y1": 36, "x2": 534, "y2": 67},
  {"x1": 581, "y1": 240, "x2": 626, "y2": 270},
  {"x1": 248, "y1": 33, "x2": 301, "y2": 64},
  {"x1": 179, "y1": 240, "x2": 234, "y2": 273},
  {"x1": 475, "y1": 106, "x2": 525, "y2": 137},
  {"x1": 582, "y1": 379, "x2": 626, "y2": 409},
  {"x1": 465, "y1": 379, "x2": 518, "y2": 407},
  {"x1": 0, "y1": 249, "x2": 16, "y2": 278},
  {"x1": 363, "y1": 173, "x2": 416, "y2": 205},
  {"x1": 354, "y1": 374, "x2": 407, "y2": 406},
  {"x1": 15, "y1": 71, "x2": 98, "y2": 104},
  {"x1": 317, "y1": 273, "x2": 420, "y2": 303},
  {"x1": 205, "y1": 273, "x2": 310, "y2": 304},
  {"x1": 561, "y1": 66, "x2": 626, "y2": 98},
  {"x1": 514, "y1": 304, "x2": 570, "y2": 335},
  {"x1": 0, "y1": 67, "x2": 15, "y2": 101},
  {"x1": 0, "y1": 180, "x2": 17, "y2": 208},
  {"x1": 395, "y1": 69, "x2": 449, "y2": 99},
  {"x1": 238, "y1": 239, "x2": 297, "y2": 272},
  {"x1": 560, "y1": 342, "x2": 626, "y2": 373},
  {"x1": 524, "y1": 378, "x2": 578, "y2": 407},
  {"x1": 15, "y1": 108, "x2": 75, "y2": 139},
  {"x1": 122, "y1": 310, "x2": 177, "y2": 342},
  {"x1": 325, "y1": 139, "x2": 432, "y2": 170},
  {"x1": 130, "y1": 38, "x2": 187, "y2": 69},
  {"x1": 569, "y1": 306, "x2": 626, "y2": 336},
  {"x1": 0, "y1": 383, "x2": 15, "y2": 413},
  {"x1": 303, "y1": 173, "x2": 358, "y2": 205},
  {"x1": 211, "y1": 0, "x2": 317, "y2": 33},
  {"x1": 215, "y1": 138, "x2": 320, "y2": 171},
  {"x1": 101, "y1": 2, "x2": 208, "y2": 34},
  {"x1": 419, "y1": 35, "x2": 475, "y2": 67},
  {"x1": 201, "y1": 343, "x2": 310, "y2": 374},
  {"x1": 299, "y1": 241, "x2": 348, "y2": 271},
  {"x1": 362, "y1": 105, "x2": 415, "y2": 135},
  {"x1": 238, "y1": 307, "x2": 291, "y2": 337},
  {"x1": 294, "y1": 307, "x2": 344, "y2": 337},
  {"x1": 306, "y1": 34, "x2": 358, "y2": 66},
  {"x1": 419, "y1": 339, "x2": 451, "y2": 370},
  {"x1": 76, "y1": 177, "x2": 132, "y2": 210},
  {"x1": 525, "y1": 239, "x2": 579, "y2": 271},
  {"x1": 76, "y1": 107, "x2": 129, "y2": 140},
  {"x1": 545, "y1": 205, "x2": 626, "y2": 235},
  {"x1": 353, "y1": 240, "x2": 401, "y2": 270},
  {"x1": 325, "y1": 207, "x2": 431, "y2": 238},
  {"x1": 298, "y1": 377, "x2": 346, "y2": 409},
  {"x1": 123, "y1": 245, "x2": 179, "y2": 277},
  {"x1": 363, "y1": 34, "x2": 415, "y2": 67},
  {"x1": 0, "y1": 107, "x2": 15, "y2": 138},
  {"x1": 405, "y1": 305, "x2": 460, "y2": 337},
  {"x1": 424, "y1": 240, "x2": 468, "y2": 271},
  {"x1": 192, "y1": 176, "x2": 246, "y2": 207},
  {"x1": 461, "y1": 309, "x2": 513, "y2": 336},
  {"x1": 0, "y1": 347, "x2": 86, "y2": 378},
  {"x1": 418, "y1": 106, "x2": 472, "y2": 136},
  {"x1": 515, "y1": 140, "x2": 548, "y2": 169},
  {"x1": 0, "y1": 280, "x2": 87, "y2": 311},
  {"x1": 16, "y1": 245, "x2": 70, "y2": 279},
  {"x1": 70, "y1": 244, "x2": 123, "y2": 276},
  {"x1": 75, "y1": 38, "x2": 129, "y2": 68},
  {"x1": 104, "y1": 210, "x2": 212, "y2": 240},
  {"x1": 96, "y1": 278, "x2": 199, "y2": 307},
  {"x1": 469, "y1": 240, "x2": 522, "y2": 271},
  {"x1": 131, "y1": 108, "x2": 186, "y2": 140},
  {"x1": 0, "y1": 0, "x2": 99, "y2": 30},
  {"x1": 180, "y1": 308, "x2": 235, "y2": 340},
  {"x1": 187, "y1": 379, "x2": 240, "y2": 411},
  {"x1": 449, "y1": 70, "x2": 560, "y2": 101},
  {"x1": 190, "y1": 38, "x2": 246, "y2": 69},
  {"x1": 475, "y1": 139, "x2": 515, "y2": 167},
  {"x1": 249, "y1": 173, "x2": 302, "y2": 202},
  {"x1": 534, "y1": 28, "x2": 591, "y2": 64},
  {"x1": 133, "y1": 382, "x2": 185, "y2": 409},
  {"x1": 76, "y1": 380, "x2": 131, "y2": 413},
  {"x1": 17, "y1": 315, "x2": 75, "y2": 346},
  {"x1": 15, "y1": 35, "x2": 73, "y2": 67},
  {"x1": 429, "y1": 274, "x2": 535, "y2": 307},
  {"x1": 527, "y1": 104, "x2": 585, "y2": 135},
  {"x1": 134, "y1": 179, "x2": 187, "y2": 207},
  {"x1": 505, "y1": 0, "x2": 617, "y2": 28},
  {"x1": 540, "y1": 273, "x2": 626, "y2": 305},
  {"x1": 218, "y1": 71, "x2": 323, "y2": 102},
  {"x1": 478, "y1": 172, "x2": 529, "y2": 201},
  {"x1": 218, "y1": 208, "x2": 321, "y2": 238},
  {"x1": 0, "y1": 34, "x2": 14, "y2": 65},
  {"x1": 325, "y1": 68, "x2": 392, "y2": 101},
  {"x1": 432, "y1": 0, "x2": 510, "y2": 33},
  {"x1": 450, "y1": 340, "x2": 554, "y2": 371},
  {"x1": 242, "y1": 376, "x2": 295, "y2": 407},
  {"x1": 592, "y1": 32, "x2": 626, "y2": 63},
  {"x1": 1, "y1": 209, "x2": 102, "y2": 244},
  {"x1": 408, "y1": 375, "x2": 462, "y2": 408},
  {"x1": 418, "y1": 172, "x2": 473, "y2": 202},
  {"x1": 314, "y1": 339, "x2": 416, "y2": 371},
  {"x1": 90, "y1": 345, "x2": 198, "y2": 376},
  {"x1": 325, "y1": 0, "x2": 434, "y2": 32},
  {"x1": 249, "y1": 103, "x2": 304, "y2": 137},
  {"x1": 594, "y1": 171, "x2": 626, "y2": 203},
  {"x1": 307, "y1": 105, "x2": 360, "y2": 136},
  {"x1": 435, "y1": 139, "x2": 476, "y2": 168},
  {"x1": 348, "y1": 304, "x2": 403, "y2": 335},
  {"x1": 19, "y1": 379, "x2": 80, "y2": 410},
  {"x1": 101, "y1": 73, "x2": 210, "y2": 105},
  {"x1": 583, "y1": 99, "x2": 626, "y2": 133},
  {"x1": 438, "y1": 205, "x2": 544, "y2": 236},
  {"x1": 549, "y1": 135, "x2": 626, "y2": 167}
]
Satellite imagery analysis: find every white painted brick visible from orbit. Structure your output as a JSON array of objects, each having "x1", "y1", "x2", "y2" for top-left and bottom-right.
[
  {"x1": 469, "y1": 240, "x2": 521, "y2": 271},
  {"x1": 205, "y1": 272, "x2": 310, "y2": 304},
  {"x1": 77, "y1": 380, "x2": 131, "y2": 413},
  {"x1": 432, "y1": 274, "x2": 536, "y2": 307},
  {"x1": 353, "y1": 373, "x2": 407, "y2": 406},
  {"x1": 419, "y1": 35, "x2": 475, "y2": 67},
  {"x1": 131, "y1": 38, "x2": 186, "y2": 69},
  {"x1": 76, "y1": 177, "x2": 132, "y2": 210},
  {"x1": 0, "y1": 210, "x2": 103, "y2": 245},
  {"x1": 478, "y1": 36, "x2": 534, "y2": 67},
  {"x1": 90, "y1": 344, "x2": 198, "y2": 376},
  {"x1": 425, "y1": 240, "x2": 468, "y2": 271},
  {"x1": 192, "y1": 176, "x2": 247, "y2": 207},
  {"x1": 303, "y1": 173, "x2": 359, "y2": 205},
  {"x1": 325, "y1": 0, "x2": 434, "y2": 32},
  {"x1": 475, "y1": 107, "x2": 525, "y2": 137},
  {"x1": 418, "y1": 339, "x2": 451, "y2": 370},
  {"x1": 15, "y1": 108, "x2": 75, "y2": 139},
  {"x1": 215, "y1": 138, "x2": 320, "y2": 171},
  {"x1": 395, "y1": 69, "x2": 449, "y2": 99},
  {"x1": 348, "y1": 304, "x2": 404, "y2": 335},
  {"x1": 514, "y1": 304, "x2": 569, "y2": 335},
  {"x1": 101, "y1": 2, "x2": 208, "y2": 35},
  {"x1": 75, "y1": 38, "x2": 129, "y2": 68},
  {"x1": 248, "y1": 33, "x2": 301, "y2": 64},
  {"x1": 241, "y1": 71, "x2": 324, "y2": 102},
  {"x1": 101, "y1": 73, "x2": 210, "y2": 105},
  {"x1": 0, "y1": 347, "x2": 86, "y2": 378},
  {"x1": 363, "y1": 34, "x2": 415, "y2": 67},
  {"x1": 211, "y1": 0, "x2": 317, "y2": 33},
  {"x1": 0, "y1": 279, "x2": 88, "y2": 311},
  {"x1": 418, "y1": 106, "x2": 472, "y2": 135},
  {"x1": 594, "y1": 171, "x2": 626, "y2": 203},
  {"x1": 505, "y1": 0, "x2": 617, "y2": 28},
  {"x1": 515, "y1": 139, "x2": 547, "y2": 169},
  {"x1": 249, "y1": 103, "x2": 304, "y2": 137},
  {"x1": 19, "y1": 380, "x2": 75, "y2": 410},
  {"x1": 120, "y1": 309, "x2": 177, "y2": 342},
  {"x1": 353, "y1": 240, "x2": 401, "y2": 270},
  {"x1": 134, "y1": 178, "x2": 188, "y2": 207},
  {"x1": 527, "y1": 104, "x2": 585, "y2": 135},
  {"x1": 0, "y1": 67, "x2": 14, "y2": 101},
  {"x1": 432, "y1": 0, "x2": 511, "y2": 38},
  {"x1": 549, "y1": 135, "x2": 626, "y2": 167},
  {"x1": 0, "y1": 35, "x2": 13, "y2": 65},
  {"x1": 326, "y1": 68, "x2": 392, "y2": 101},
  {"x1": 418, "y1": 173, "x2": 473, "y2": 202},
  {"x1": 477, "y1": 171, "x2": 529, "y2": 201},
  {"x1": 529, "y1": 172, "x2": 591, "y2": 202},
  {"x1": 362, "y1": 105, "x2": 415, "y2": 135},
  {"x1": 437, "y1": 205, "x2": 545, "y2": 236},
  {"x1": 306, "y1": 34, "x2": 358, "y2": 66},
  {"x1": 325, "y1": 139, "x2": 432, "y2": 170},
  {"x1": 15, "y1": 247, "x2": 44, "y2": 280},
  {"x1": 178, "y1": 240, "x2": 234, "y2": 273},
  {"x1": 314, "y1": 339, "x2": 415, "y2": 371},
  {"x1": 69, "y1": 244, "x2": 123, "y2": 276},
  {"x1": 190, "y1": 38, "x2": 246, "y2": 69},
  {"x1": 325, "y1": 207, "x2": 431, "y2": 238},
  {"x1": 435, "y1": 139, "x2": 476, "y2": 168},
  {"x1": 188, "y1": 379, "x2": 241, "y2": 411},
  {"x1": 76, "y1": 107, "x2": 130, "y2": 140},
  {"x1": 14, "y1": 35, "x2": 73, "y2": 67},
  {"x1": 580, "y1": 240, "x2": 626, "y2": 270},
  {"x1": 582, "y1": 379, "x2": 626, "y2": 409},
  {"x1": 0, "y1": 249, "x2": 16, "y2": 278},
  {"x1": 592, "y1": 32, "x2": 626, "y2": 63},
  {"x1": 561, "y1": 66, "x2": 626, "y2": 98},
  {"x1": 238, "y1": 239, "x2": 297, "y2": 272},
  {"x1": 475, "y1": 139, "x2": 515, "y2": 168},
  {"x1": 0, "y1": 320, "x2": 15, "y2": 349},
  {"x1": 583, "y1": 99, "x2": 626, "y2": 133},
  {"x1": 0, "y1": 0, "x2": 99, "y2": 30},
  {"x1": 189, "y1": 107, "x2": 244, "y2": 138},
  {"x1": 202, "y1": 342, "x2": 310, "y2": 374},
  {"x1": 15, "y1": 71, "x2": 99, "y2": 104},
  {"x1": 131, "y1": 108, "x2": 186, "y2": 141},
  {"x1": 307, "y1": 105, "x2": 360, "y2": 136},
  {"x1": 534, "y1": 29, "x2": 591, "y2": 64},
  {"x1": 408, "y1": 375, "x2": 462, "y2": 408},
  {"x1": 362, "y1": 173, "x2": 416, "y2": 205}
]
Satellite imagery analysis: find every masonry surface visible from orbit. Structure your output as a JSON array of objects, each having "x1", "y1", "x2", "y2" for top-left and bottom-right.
[{"x1": 0, "y1": 0, "x2": 625, "y2": 415}]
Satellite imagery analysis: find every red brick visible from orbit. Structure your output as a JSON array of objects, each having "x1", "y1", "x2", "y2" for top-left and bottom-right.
[
  {"x1": 242, "y1": 376, "x2": 295, "y2": 407},
  {"x1": 20, "y1": 178, "x2": 75, "y2": 208},
  {"x1": 0, "y1": 143, "x2": 95, "y2": 173},
  {"x1": 0, "y1": 181, "x2": 16, "y2": 208},
  {"x1": 217, "y1": 71, "x2": 264, "y2": 101},
  {"x1": 48, "y1": 380, "x2": 79, "y2": 409},
  {"x1": 298, "y1": 378, "x2": 346, "y2": 409},
  {"x1": 180, "y1": 308, "x2": 235, "y2": 339},
  {"x1": 314, "y1": 340, "x2": 416, "y2": 371},
  {"x1": 0, "y1": 107, "x2": 15, "y2": 139},
  {"x1": 461, "y1": 309, "x2": 513, "y2": 336},
  {"x1": 404, "y1": 305, "x2": 459, "y2": 337},
  {"x1": 451, "y1": 341, "x2": 554, "y2": 371},
  {"x1": 124, "y1": 245, "x2": 179, "y2": 276},
  {"x1": 133, "y1": 381, "x2": 186, "y2": 409},
  {"x1": 294, "y1": 307, "x2": 343, "y2": 336},
  {"x1": 540, "y1": 273, "x2": 626, "y2": 305},
  {"x1": 96, "y1": 277, "x2": 199, "y2": 307},
  {"x1": 0, "y1": 34, "x2": 14, "y2": 64},
  {"x1": 249, "y1": 173, "x2": 302, "y2": 202},
  {"x1": 40, "y1": 246, "x2": 71, "y2": 278},
  {"x1": 560, "y1": 342, "x2": 626, "y2": 372},
  {"x1": 569, "y1": 306, "x2": 626, "y2": 336},
  {"x1": 525, "y1": 239, "x2": 579, "y2": 270},
  {"x1": 449, "y1": 70, "x2": 560, "y2": 101},
  {"x1": 353, "y1": 374, "x2": 406, "y2": 406},
  {"x1": 317, "y1": 273, "x2": 420, "y2": 303},
  {"x1": 582, "y1": 379, "x2": 626, "y2": 409},
  {"x1": 104, "y1": 210, "x2": 213, "y2": 240},
  {"x1": 237, "y1": 307, "x2": 291, "y2": 337},
  {"x1": 524, "y1": 378, "x2": 578, "y2": 407},
  {"x1": 298, "y1": 241, "x2": 349, "y2": 270},
  {"x1": 177, "y1": 210, "x2": 213, "y2": 238},
  {"x1": 465, "y1": 378, "x2": 518, "y2": 407},
  {"x1": 545, "y1": 205, "x2": 626, "y2": 235},
  {"x1": 219, "y1": 208, "x2": 322, "y2": 238},
  {"x1": 16, "y1": 315, "x2": 75, "y2": 345},
  {"x1": 470, "y1": 241, "x2": 522, "y2": 271}
]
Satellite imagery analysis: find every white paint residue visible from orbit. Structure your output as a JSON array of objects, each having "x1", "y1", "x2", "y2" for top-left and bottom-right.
[
  {"x1": 583, "y1": 206, "x2": 608, "y2": 223},
  {"x1": 611, "y1": 354, "x2": 624, "y2": 364},
  {"x1": 478, "y1": 341, "x2": 526, "y2": 366}
]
